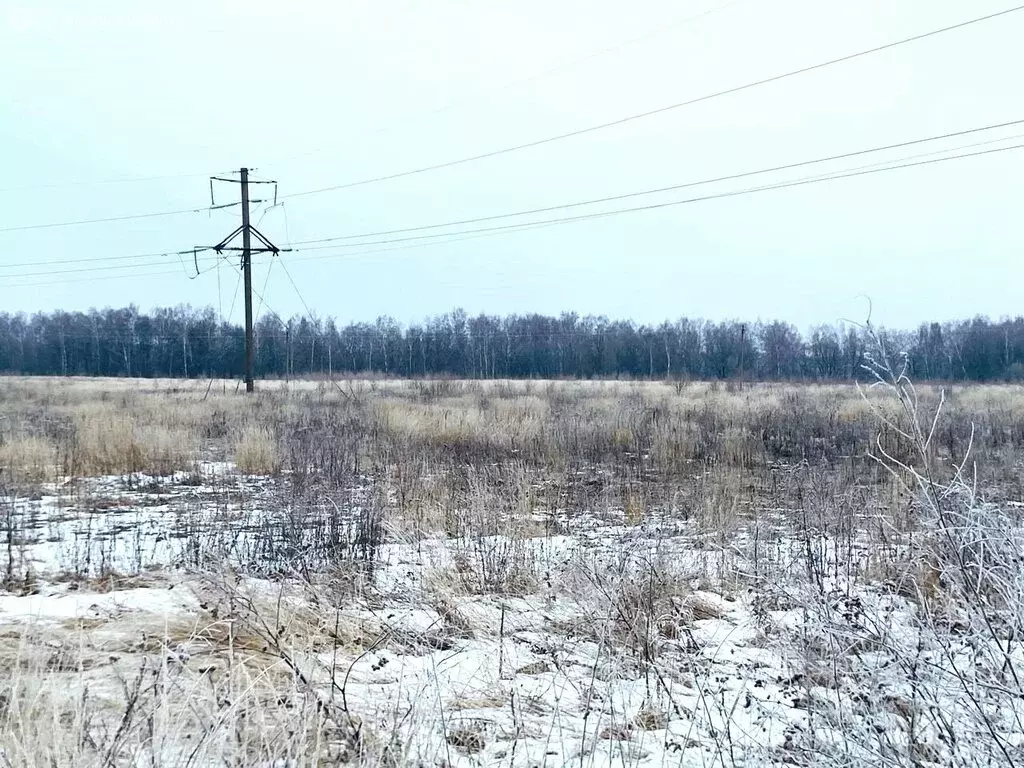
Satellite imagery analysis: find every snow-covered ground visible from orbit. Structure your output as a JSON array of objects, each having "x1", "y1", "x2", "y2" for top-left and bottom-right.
[
  {"x1": 2, "y1": 462, "x2": 375, "y2": 578},
  {"x1": 2, "y1": 465, "x2": 1023, "y2": 767}
]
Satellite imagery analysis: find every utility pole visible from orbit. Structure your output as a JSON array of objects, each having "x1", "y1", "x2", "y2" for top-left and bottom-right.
[
  {"x1": 208, "y1": 168, "x2": 284, "y2": 393},
  {"x1": 240, "y1": 168, "x2": 254, "y2": 392},
  {"x1": 739, "y1": 323, "x2": 746, "y2": 383}
]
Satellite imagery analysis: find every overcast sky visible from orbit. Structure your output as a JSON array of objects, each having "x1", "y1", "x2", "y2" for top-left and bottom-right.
[{"x1": 2, "y1": 0, "x2": 1022, "y2": 331}]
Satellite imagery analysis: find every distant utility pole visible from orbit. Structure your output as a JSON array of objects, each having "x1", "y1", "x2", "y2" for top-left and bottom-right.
[
  {"x1": 241, "y1": 168, "x2": 254, "y2": 394},
  {"x1": 208, "y1": 168, "x2": 284, "y2": 393}
]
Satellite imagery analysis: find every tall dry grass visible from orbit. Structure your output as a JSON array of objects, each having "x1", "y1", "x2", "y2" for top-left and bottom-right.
[
  {"x1": 1, "y1": 370, "x2": 1024, "y2": 766},
  {"x1": 0, "y1": 375, "x2": 1020, "y2": 547},
  {"x1": 234, "y1": 424, "x2": 279, "y2": 475},
  {"x1": 0, "y1": 376, "x2": 1010, "y2": 469},
  {"x1": 0, "y1": 435, "x2": 56, "y2": 483},
  {"x1": 0, "y1": 595, "x2": 381, "y2": 767}
]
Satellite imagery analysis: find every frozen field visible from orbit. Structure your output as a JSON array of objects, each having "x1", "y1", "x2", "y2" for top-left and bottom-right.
[{"x1": 1, "y1": 373, "x2": 1023, "y2": 766}]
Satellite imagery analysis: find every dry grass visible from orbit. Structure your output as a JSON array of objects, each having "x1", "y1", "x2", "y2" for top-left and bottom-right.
[
  {"x1": 233, "y1": 424, "x2": 279, "y2": 475},
  {"x1": 0, "y1": 435, "x2": 56, "y2": 482},
  {"x1": 64, "y1": 407, "x2": 196, "y2": 477},
  {"x1": 0, "y1": 377, "x2": 1020, "y2": 560},
  {"x1": 0, "y1": 370, "x2": 1023, "y2": 766},
  {"x1": 0, "y1": 611, "x2": 372, "y2": 767},
  {"x1": 0, "y1": 376, "x2": 1014, "y2": 481}
]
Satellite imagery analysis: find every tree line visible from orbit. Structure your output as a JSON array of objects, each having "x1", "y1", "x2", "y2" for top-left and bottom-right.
[{"x1": 1, "y1": 305, "x2": 1023, "y2": 382}]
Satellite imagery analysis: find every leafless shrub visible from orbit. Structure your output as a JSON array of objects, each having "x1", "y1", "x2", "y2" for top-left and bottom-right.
[
  {"x1": 770, "y1": 329, "x2": 1024, "y2": 767},
  {"x1": 569, "y1": 544, "x2": 696, "y2": 665}
]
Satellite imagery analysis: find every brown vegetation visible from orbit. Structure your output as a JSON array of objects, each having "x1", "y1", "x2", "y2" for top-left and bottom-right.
[{"x1": 1, "y1": 373, "x2": 1023, "y2": 766}]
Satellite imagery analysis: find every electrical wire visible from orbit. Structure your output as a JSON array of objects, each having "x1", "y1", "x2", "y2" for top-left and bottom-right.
[
  {"x1": 287, "y1": 118, "x2": 1024, "y2": 247},
  {"x1": 253, "y1": 255, "x2": 277, "y2": 325},
  {"x1": 217, "y1": 259, "x2": 224, "y2": 322},
  {"x1": 0, "y1": 247, "x2": 214, "y2": 271},
  {"x1": 281, "y1": 202, "x2": 293, "y2": 246},
  {"x1": 279, "y1": 257, "x2": 317, "y2": 324},
  {"x1": 5, "y1": 138, "x2": 1017, "y2": 292},
  {"x1": 242, "y1": 133, "x2": 1020, "y2": 273},
  {"x1": 0, "y1": 170, "x2": 231, "y2": 195},
  {"x1": 276, "y1": 255, "x2": 325, "y2": 380},
  {"x1": 273, "y1": 0, "x2": 749, "y2": 166},
  {"x1": 506, "y1": 0, "x2": 751, "y2": 87},
  {"x1": 0, "y1": 217, "x2": 551, "y2": 289},
  {"x1": 281, "y1": 218, "x2": 585, "y2": 267},
  {"x1": 0, "y1": 117, "x2": 1017, "y2": 274},
  {"x1": 250, "y1": 283, "x2": 287, "y2": 328},
  {"x1": 0, "y1": 203, "x2": 242, "y2": 233},
  {"x1": 0, "y1": 252, "x2": 224, "y2": 280},
  {"x1": 254, "y1": 202, "x2": 280, "y2": 228},
  {"x1": 2, "y1": 122, "x2": 1020, "y2": 281},
  {"x1": 3, "y1": 4, "x2": 1017, "y2": 245},
  {"x1": 0, "y1": 268, "x2": 187, "y2": 289},
  {"x1": 284, "y1": 4, "x2": 1024, "y2": 199},
  {"x1": 283, "y1": 141, "x2": 1024, "y2": 257},
  {"x1": 225, "y1": 266, "x2": 243, "y2": 325},
  {"x1": 3, "y1": 131, "x2": 1020, "y2": 284}
]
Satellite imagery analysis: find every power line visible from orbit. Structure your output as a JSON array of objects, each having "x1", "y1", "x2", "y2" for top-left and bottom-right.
[
  {"x1": 0, "y1": 247, "x2": 212, "y2": 271},
  {"x1": 284, "y1": 141, "x2": 1024, "y2": 257},
  {"x1": 0, "y1": 170, "x2": 226, "y2": 195},
  {"x1": 8, "y1": 133, "x2": 1015, "y2": 285},
  {"x1": 0, "y1": 211, "x2": 279, "y2": 273},
  {"x1": 0, "y1": 253, "x2": 227, "y2": 288},
  {"x1": 225, "y1": 266, "x2": 243, "y2": 325},
  {"x1": 285, "y1": 5, "x2": 1024, "y2": 199},
  {"x1": 2, "y1": 122, "x2": 1019, "y2": 278},
  {"x1": 288, "y1": 118, "x2": 1024, "y2": 247},
  {"x1": 272, "y1": 0, "x2": 749, "y2": 166},
  {"x1": 251, "y1": 137, "x2": 1023, "y2": 275},
  {"x1": 0, "y1": 252, "x2": 223, "y2": 280},
  {"x1": 510, "y1": 0, "x2": 751, "y2": 84},
  {"x1": 5, "y1": 141, "x2": 1013, "y2": 298},
  {"x1": 280, "y1": 218, "x2": 587, "y2": 267},
  {"x1": 249, "y1": 283, "x2": 287, "y2": 329},
  {"x1": 278, "y1": 256, "x2": 317, "y2": 324},
  {"x1": 0, "y1": 202, "x2": 242, "y2": 233},
  {"x1": 253, "y1": 254, "x2": 277, "y2": 327},
  {"x1": 0, "y1": 268, "x2": 187, "y2": 289}
]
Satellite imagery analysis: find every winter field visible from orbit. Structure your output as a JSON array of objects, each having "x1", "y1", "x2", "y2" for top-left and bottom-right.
[{"x1": 1, "y1": 368, "x2": 1023, "y2": 767}]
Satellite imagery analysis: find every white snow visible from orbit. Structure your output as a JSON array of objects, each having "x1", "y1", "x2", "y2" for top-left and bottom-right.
[{"x1": 2, "y1": 465, "x2": 1023, "y2": 767}]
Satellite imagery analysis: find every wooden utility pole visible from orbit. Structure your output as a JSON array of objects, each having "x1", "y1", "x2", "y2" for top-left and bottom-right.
[
  {"x1": 208, "y1": 168, "x2": 284, "y2": 393},
  {"x1": 240, "y1": 168, "x2": 254, "y2": 392}
]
